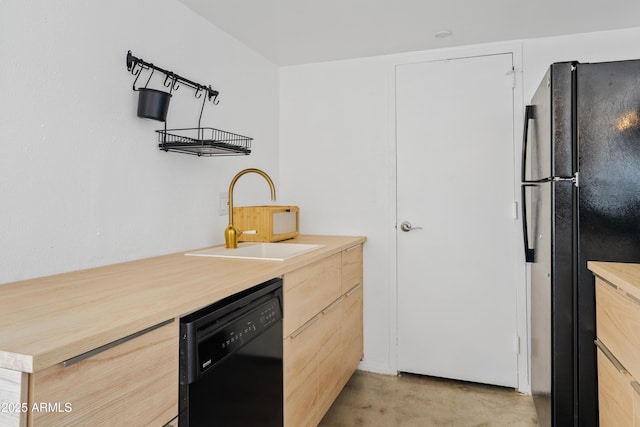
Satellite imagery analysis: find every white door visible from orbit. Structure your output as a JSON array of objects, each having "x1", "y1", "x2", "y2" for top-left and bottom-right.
[{"x1": 396, "y1": 53, "x2": 519, "y2": 387}]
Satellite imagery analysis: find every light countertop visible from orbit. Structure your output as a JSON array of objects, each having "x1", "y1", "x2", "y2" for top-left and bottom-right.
[
  {"x1": 588, "y1": 261, "x2": 640, "y2": 301},
  {"x1": 0, "y1": 235, "x2": 366, "y2": 373}
]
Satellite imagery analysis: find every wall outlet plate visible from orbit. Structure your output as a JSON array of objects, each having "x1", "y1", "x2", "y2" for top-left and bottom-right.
[{"x1": 219, "y1": 192, "x2": 228, "y2": 216}]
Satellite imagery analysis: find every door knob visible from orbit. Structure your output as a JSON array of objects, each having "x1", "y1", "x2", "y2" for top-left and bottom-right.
[{"x1": 400, "y1": 221, "x2": 422, "y2": 232}]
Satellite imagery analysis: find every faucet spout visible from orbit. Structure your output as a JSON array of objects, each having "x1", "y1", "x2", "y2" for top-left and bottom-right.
[{"x1": 225, "y1": 168, "x2": 276, "y2": 248}]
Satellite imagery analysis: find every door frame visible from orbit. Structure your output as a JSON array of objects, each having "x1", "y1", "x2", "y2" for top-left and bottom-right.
[{"x1": 386, "y1": 41, "x2": 530, "y2": 393}]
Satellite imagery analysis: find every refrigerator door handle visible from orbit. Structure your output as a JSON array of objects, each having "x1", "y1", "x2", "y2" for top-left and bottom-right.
[
  {"x1": 521, "y1": 105, "x2": 536, "y2": 263},
  {"x1": 521, "y1": 105, "x2": 551, "y2": 184},
  {"x1": 521, "y1": 105, "x2": 535, "y2": 183},
  {"x1": 521, "y1": 183, "x2": 535, "y2": 263}
]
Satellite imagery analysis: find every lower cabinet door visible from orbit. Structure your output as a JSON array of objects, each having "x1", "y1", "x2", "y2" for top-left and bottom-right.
[
  {"x1": 597, "y1": 346, "x2": 633, "y2": 427},
  {"x1": 284, "y1": 315, "x2": 322, "y2": 427},
  {"x1": 318, "y1": 296, "x2": 345, "y2": 419},
  {"x1": 633, "y1": 381, "x2": 640, "y2": 427},
  {"x1": 341, "y1": 283, "x2": 363, "y2": 385},
  {"x1": 283, "y1": 251, "x2": 364, "y2": 427},
  {"x1": 30, "y1": 320, "x2": 178, "y2": 427}
]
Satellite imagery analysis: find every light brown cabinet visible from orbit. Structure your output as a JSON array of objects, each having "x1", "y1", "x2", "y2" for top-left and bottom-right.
[
  {"x1": 0, "y1": 368, "x2": 28, "y2": 427},
  {"x1": 283, "y1": 244, "x2": 364, "y2": 427},
  {"x1": 341, "y1": 244, "x2": 363, "y2": 293},
  {"x1": 634, "y1": 381, "x2": 640, "y2": 426},
  {"x1": 596, "y1": 342, "x2": 634, "y2": 426},
  {"x1": 0, "y1": 235, "x2": 366, "y2": 427},
  {"x1": 594, "y1": 273, "x2": 640, "y2": 426},
  {"x1": 341, "y1": 283, "x2": 364, "y2": 384},
  {"x1": 283, "y1": 253, "x2": 342, "y2": 337},
  {"x1": 317, "y1": 292, "x2": 348, "y2": 417},
  {"x1": 29, "y1": 319, "x2": 178, "y2": 427},
  {"x1": 283, "y1": 312, "x2": 322, "y2": 427}
]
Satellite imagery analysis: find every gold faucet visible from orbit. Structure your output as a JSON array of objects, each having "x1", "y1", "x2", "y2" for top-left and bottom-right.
[{"x1": 225, "y1": 168, "x2": 276, "y2": 248}]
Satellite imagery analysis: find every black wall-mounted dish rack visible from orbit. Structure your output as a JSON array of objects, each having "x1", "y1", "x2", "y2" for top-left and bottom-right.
[
  {"x1": 126, "y1": 51, "x2": 252, "y2": 157},
  {"x1": 156, "y1": 127, "x2": 252, "y2": 156}
]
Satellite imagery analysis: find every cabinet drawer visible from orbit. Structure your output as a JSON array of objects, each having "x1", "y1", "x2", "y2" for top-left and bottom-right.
[
  {"x1": 30, "y1": 320, "x2": 178, "y2": 427},
  {"x1": 342, "y1": 245, "x2": 363, "y2": 294},
  {"x1": 597, "y1": 345, "x2": 634, "y2": 426},
  {"x1": 283, "y1": 253, "x2": 341, "y2": 337},
  {"x1": 596, "y1": 278, "x2": 640, "y2": 381}
]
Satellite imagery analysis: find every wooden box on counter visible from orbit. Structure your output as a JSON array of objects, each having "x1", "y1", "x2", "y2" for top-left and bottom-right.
[{"x1": 234, "y1": 205, "x2": 299, "y2": 242}]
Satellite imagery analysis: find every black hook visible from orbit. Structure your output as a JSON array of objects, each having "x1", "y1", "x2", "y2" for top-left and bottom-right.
[
  {"x1": 131, "y1": 67, "x2": 142, "y2": 90},
  {"x1": 163, "y1": 73, "x2": 173, "y2": 88},
  {"x1": 207, "y1": 86, "x2": 220, "y2": 105},
  {"x1": 197, "y1": 90, "x2": 208, "y2": 129},
  {"x1": 163, "y1": 73, "x2": 180, "y2": 93},
  {"x1": 194, "y1": 87, "x2": 203, "y2": 99},
  {"x1": 143, "y1": 68, "x2": 155, "y2": 89},
  {"x1": 132, "y1": 65, "x2": 154, "y2": 91},
  {"x1": 129, "y1": 61, "x2": 142, "y2": 76}
]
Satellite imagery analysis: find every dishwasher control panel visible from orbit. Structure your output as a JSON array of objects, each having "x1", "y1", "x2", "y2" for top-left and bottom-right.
[{"x1": 197, "y1": 298, "x2": 282, "y2": 373}]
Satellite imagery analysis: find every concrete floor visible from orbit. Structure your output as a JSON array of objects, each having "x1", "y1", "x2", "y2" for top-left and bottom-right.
[{"x1": 319, "y1": 371, "x2": 538, "y2": 427}]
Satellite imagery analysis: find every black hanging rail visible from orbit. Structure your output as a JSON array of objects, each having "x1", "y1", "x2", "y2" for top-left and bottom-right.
[
  {"x1": 126, "y1": 50, "x2": 252, "y2": 157},
  {"x1": 126, "y1": 50, "x2": 219, "y2": 103}
]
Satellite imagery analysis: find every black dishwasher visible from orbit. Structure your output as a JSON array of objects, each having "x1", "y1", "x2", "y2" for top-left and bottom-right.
[{"x1": 179, "y1": 278, "x2": 283, "y2": 427}]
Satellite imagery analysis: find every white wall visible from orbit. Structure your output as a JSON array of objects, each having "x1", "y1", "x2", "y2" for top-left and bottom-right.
[
  {"x1": 0, "y1": 0, "x2": 279, "y2": 284},
  {"x1": 279, "y1": 26, "x2": 640, "y2": 386},
  {"x1": 280, "y1": 58, "x2": 393, "y2": 374}
]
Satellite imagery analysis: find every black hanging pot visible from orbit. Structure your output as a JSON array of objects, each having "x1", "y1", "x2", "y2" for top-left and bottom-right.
[{"x1": 137, "y1": 88, "x2": 172, "y2": 122}]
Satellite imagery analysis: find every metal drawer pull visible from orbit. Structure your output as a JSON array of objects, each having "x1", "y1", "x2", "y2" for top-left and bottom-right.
[
  {"x1": 322, "y1": 296, "x2": 345, "y2": 315},
  {"x1": 626, "y1": 291, "x2": 640, "y2": 306},
  {"x1": 290, "y1": 315, "x2": 320, "y2": 339},
  {"x1": 346, "y1": 283, "x2": 362, "y2": 297},
  {"x1": 595, "y1": 339, "x2": 627, "y2": 374},
  {"x1": 601, "y1": 278, "x2": 640, "y2": 305},
  {"x1": 600, "y1": 278, "x2": 618, "y2": 290},
  {"x1": 600, "y1": 278, "x2": 640, "y2": 304},
  {"x1": 63, "y1": 318, "x2": 174, "y2": 367},
  {"x1": 163, "y1": 415, "x2": 179, "y2": 427}
]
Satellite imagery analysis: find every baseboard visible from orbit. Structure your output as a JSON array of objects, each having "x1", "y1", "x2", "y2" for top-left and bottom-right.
[{"x1": 356, "y1": 359, "x2": 397, "y2": 376}]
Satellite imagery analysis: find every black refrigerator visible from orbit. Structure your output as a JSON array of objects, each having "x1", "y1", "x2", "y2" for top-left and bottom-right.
[{"x1": 522, "y1": 59, "x2": 640, "y2": 427}]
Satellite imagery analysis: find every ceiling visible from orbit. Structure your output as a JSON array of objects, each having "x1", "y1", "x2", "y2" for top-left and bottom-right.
[{"x1": 178, "y1": 0, "x2": 640, "y2": 66}]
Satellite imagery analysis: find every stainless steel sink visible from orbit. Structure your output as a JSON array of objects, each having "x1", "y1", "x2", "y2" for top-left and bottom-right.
[{"x1": 185, "y1": 242, "x2": 324, "y2": 261}]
